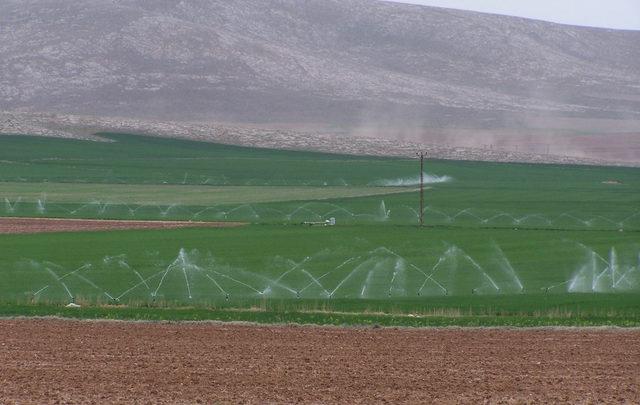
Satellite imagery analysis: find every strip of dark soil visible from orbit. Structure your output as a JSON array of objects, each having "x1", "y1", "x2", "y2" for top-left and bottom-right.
[{"x1": 0, "y1": 217, "x2": 245, "y2": 234}]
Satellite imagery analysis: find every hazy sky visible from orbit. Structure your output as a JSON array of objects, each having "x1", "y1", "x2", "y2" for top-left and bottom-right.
[{"x1": 383, "y1": 0, "x2": 640, "y2": 30}]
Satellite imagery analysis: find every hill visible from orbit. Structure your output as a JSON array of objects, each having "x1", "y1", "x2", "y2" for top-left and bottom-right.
[{"x1": 1, "y1": 0, "x2": 639, "y2": 160}]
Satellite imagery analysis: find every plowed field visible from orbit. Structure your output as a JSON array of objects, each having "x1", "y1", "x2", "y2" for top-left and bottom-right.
[
  {"x1": 1, "y1": 319, "x2": 638, "y2": 403},
  {"x1": 0, "y1": 217, "x2": 244, "y2": 234}
]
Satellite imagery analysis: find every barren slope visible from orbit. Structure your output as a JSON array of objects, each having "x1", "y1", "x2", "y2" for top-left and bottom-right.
[{"x1": 1, "y1": 0, "x2": 639, "y2": 134}]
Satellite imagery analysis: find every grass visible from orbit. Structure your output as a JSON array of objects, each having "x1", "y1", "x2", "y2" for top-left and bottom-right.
[
  {"x1": 0, "y1": 132, "x2": 639, "y2": 326},
  {"x1": 0, "y1": 133, "x2": 414, "y2": 186},
  {"x1": 2, "y1": 301, "x2": 639, "y2": 327},
  {"x1": 0, "y1": 225, "x2": 638, "y2": 327},
  {"x1": 0, "y1": 182, "x2": 408, "y2": 205},
  {"x1": 1, "y1": 133, "x2": 638, "y2": 229}
]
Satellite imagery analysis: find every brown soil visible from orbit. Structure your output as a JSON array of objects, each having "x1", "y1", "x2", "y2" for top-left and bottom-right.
[
  {"x1": 0, "y1": 217, "x2": 245, "y2": 234},
  {"x1": 1, "y1": 319, "x2": 639, "y2": 404}
]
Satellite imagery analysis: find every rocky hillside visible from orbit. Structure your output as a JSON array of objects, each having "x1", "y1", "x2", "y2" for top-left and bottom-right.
[{"x1": 1, "y1": 0, "x2": 639, "y2": 136}]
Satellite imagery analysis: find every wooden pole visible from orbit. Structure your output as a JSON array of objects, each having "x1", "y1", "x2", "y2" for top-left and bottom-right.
[{"x1": 417, "y1": 152, "x2": 425, "y2": 226}]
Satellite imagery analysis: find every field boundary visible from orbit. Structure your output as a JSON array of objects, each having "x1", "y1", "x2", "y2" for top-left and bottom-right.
[
  {"x1": 2, "y1": 304, "x2": 639, "y2": 328},
  {"x1": 0, "y1": 217, "x2": 246, "y2": 234},
  {"x1": 3, "y1": 315, "x2": 640, "y2": 331}
]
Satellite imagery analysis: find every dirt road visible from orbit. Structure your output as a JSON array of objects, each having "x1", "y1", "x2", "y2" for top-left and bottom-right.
[{"x1": 1, "y1": 319, "x2": 638, "y2": 403}]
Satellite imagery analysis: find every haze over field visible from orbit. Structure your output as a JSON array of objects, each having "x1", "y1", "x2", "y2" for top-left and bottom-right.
[{"x1": 1, "y1": 0, "x2": 639, "y2": 161}]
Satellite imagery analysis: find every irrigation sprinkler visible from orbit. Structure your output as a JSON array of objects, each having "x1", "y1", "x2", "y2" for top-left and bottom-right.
[{"x1": 416, "y1": 151, "x2": 426, "y2": 227}]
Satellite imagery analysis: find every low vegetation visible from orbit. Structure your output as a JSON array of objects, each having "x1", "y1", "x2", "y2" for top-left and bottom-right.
[{"x1": 0, "y1": 133, "x2": 638, "y2": 326}]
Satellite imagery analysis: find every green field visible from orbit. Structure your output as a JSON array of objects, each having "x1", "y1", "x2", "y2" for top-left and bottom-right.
[
  {"x1": 0, "y1": 182, "x2": 409, "y2": 205},
  {"x1": 1, "y1": 134, "x2": 638, "y2": 228},
  {"x1": 0, "y1": 133, "x2": 639, "y2": 326}
]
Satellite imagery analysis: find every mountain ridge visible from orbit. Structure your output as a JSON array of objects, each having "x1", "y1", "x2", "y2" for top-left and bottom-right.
[{"x1": 1, "y1": 0, "x2": 639, "y2": 144}]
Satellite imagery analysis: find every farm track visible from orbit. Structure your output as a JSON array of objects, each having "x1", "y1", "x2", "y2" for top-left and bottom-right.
[
  {"x1": 0, "y1": 217, "x2": 245, "y2": 234},
  {"x1": 0, "y1": 319, "x2": 639, "y2": 403}
]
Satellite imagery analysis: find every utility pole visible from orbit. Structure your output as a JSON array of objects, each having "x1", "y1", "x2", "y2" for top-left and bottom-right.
[{"x1": 416, "y1": 151, "x2": 426, "y2": 227}]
